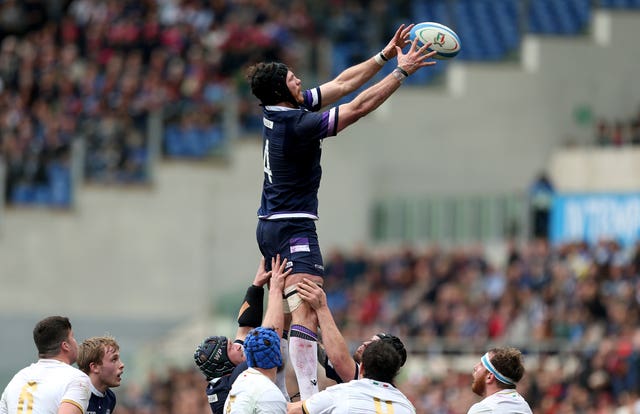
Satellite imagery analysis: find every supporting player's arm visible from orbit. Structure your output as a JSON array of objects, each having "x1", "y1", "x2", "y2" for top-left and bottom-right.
[
  {"x1": 261, "y1": 255, "x2": 292, "y2": 335},
  {"x1": 296, "y1": 279, "x2": 355, "y2": 382},
  {"x1": 318, "y1": 24, "x2": 413, "y2": 106},
  {"x1": 235, "y1": 257, "x2": 271, "y2": 340},
  {"x1": 336, "y1": 39, "x2": 437, "y2": 133}
]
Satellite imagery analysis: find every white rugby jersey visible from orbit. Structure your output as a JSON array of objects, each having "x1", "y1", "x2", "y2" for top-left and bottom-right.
[
  {"x1": 303, "y1": 378, "x2": 416, "y2": 414},
  {"x1": 467, "y1": 389, "x2": 533, "y2": 414},
  {"x1": 223, "y1": 368, "x2": 286, "y2": 414},
  {"x1": 0, "y1": 359, "x2": 91, "y2": 414}
]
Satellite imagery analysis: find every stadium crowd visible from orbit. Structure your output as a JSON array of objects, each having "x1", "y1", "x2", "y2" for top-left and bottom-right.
[
  {"x1": 595, "y1": 111, "x2": 640, "y2": 147},
  {"x1": 0, "y1": 0, "x2": 328, "y2": 203},
  {"x1": 98, "y1": 237, "x2": 640, "y2": 413},
  {"x1": 3, "y1": 0, "x2": 638, "y2": 205},
  {"x1": 0, "y1": 0, "x2": 431, "y2": 205}
]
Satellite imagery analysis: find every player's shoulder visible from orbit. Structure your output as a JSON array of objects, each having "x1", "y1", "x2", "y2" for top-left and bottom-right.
[
  {"x1": 56, "y1": 362, "x2": 90, "y2": 382},
  {"x1": 467, "y1": 400, "x2": 490, "y2": 414},
  {"x1": 355, "y1": 380, "x2": 415, "y2": 409},
  {"x1": 469, "y1": 390, "x2": 531, "y2": 414}
]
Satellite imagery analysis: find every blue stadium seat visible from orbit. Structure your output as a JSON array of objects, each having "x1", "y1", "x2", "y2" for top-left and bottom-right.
[
  {"x1": 528, "y1": 0, "x2": 557, "y2": 34},
  {"x1": 47, "y1": 164, "x2": 72, "y2": 207},
  {"x1": 455, "y1": 0, "x2": 509, "y2": 61},
  {"x1": 599, "y1": 0, "x2": 640, "y2": 8},
  {"x1": 164, "y1": 123, "x2": 226, "y2": 158},
  {"x1": 11, "y1": 184, "x2": 35, "y2": 205},
  {"x1": 569, "y1": 0, "x2": 592, "y2": 28},
  {"x1": 330, "y1": 43, "x2": 364, "y2": 78},
  {"x1": 164, "y1": 124, "x2": 184, "y2": 157},
  {"x1": 203, "y1": 126, "x2": 224, "y2": 150},
  {"x1": 493, "y1": 0, "x2": 521, "y2": 51},
  {"x1": 527, "y1": 0, "x2": 590, "y2": 35},
  {"x1": 411, "y1": 0, "x2": 451, "y2": 26},
  {"x1": 33, "y1": 186, "x2": 51, "y2": 205}
]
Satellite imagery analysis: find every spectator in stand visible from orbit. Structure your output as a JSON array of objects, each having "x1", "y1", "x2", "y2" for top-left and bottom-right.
[
  {"x1": 528, "y1": 172, "x2": 554, "y2": 240},
  {"x1": 595, "y1": 119, "x2": 612, "y2": 146},
  {"x1": 630, "y1": 120, "x2": 640, "y2": 145}
]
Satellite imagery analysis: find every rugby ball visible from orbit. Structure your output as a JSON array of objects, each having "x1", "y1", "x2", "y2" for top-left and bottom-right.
[{"x1": 410, "y1": 22, "x2": 461, "y2": 60}]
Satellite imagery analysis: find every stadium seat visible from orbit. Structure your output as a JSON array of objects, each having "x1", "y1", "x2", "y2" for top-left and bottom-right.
[{"x1": 47, "y1": 164, "x2": 72, "y2": 207}]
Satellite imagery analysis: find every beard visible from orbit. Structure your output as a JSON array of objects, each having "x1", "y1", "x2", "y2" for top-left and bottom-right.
[{"x1": 471, "y1": 376, "x2": 486, "y2": 397}]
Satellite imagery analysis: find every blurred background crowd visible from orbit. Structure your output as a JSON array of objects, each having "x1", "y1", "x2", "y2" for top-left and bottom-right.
[
  {"x1": 2, "y1": 0, "x2": 640, "y2": 413},
  {"x1": 3, "y1": 0, "x2": 639, "y2": 206}
]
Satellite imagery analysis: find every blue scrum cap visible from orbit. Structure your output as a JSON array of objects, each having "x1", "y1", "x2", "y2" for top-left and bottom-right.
[{"x1": 244, "y1": 327, "x2": 282, "y2": 370}]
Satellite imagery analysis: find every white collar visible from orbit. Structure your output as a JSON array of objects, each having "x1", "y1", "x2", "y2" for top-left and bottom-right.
[{"x1": 264, "y1": 105, "x2": 297, "y2": 111}]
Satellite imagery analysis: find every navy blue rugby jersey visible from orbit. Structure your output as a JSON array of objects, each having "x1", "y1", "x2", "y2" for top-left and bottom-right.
[
  {"x1": 258, "y1": 87, "x2": 339, "y2": 220},
  {"x1": 206, "y1": 361, "x2": 248, "y2": 414},
  {"x1": 87, "y1": 387, "x2": 116, "y2": 414}
]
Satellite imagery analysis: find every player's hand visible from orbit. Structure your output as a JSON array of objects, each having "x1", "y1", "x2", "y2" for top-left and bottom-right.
[
  {"x1": 297, "y1": 278, "x2": 327, "y2": 310},
  {"x1": 382, "y1": 24, "x2": 414, "y2": 59},
  {"x1": 252, "y1": 256, "x2": 272, "y2": 287},
  {"x1": 396, "y1": 38, "x2": 437, "y2": 75},
  {"x1": 269, "y1": 255, "x2": 291, "y2": 293}
]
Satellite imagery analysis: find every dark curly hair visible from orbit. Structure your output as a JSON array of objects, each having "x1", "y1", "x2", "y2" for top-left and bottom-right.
[
  {"x1": 246, "y1": 62, "x2": 298, "y2": 106},
  {"x1": 361, "y1": 340, "x2": 401, "y2": 385}
]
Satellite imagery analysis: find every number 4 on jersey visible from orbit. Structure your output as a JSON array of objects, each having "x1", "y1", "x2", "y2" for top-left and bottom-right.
[{"x1": 263, "y1": 139, "x2": 273, "y2": 183}]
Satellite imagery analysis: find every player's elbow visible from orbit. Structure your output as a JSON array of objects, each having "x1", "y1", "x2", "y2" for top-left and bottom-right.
[{"x1": 337, "y1": 103, "x2": 367, "y2": 132}]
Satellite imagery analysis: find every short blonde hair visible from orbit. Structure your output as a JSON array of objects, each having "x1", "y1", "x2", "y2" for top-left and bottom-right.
[{"x1": 77, "y1": 336, "x2": 119, "y2": 374}]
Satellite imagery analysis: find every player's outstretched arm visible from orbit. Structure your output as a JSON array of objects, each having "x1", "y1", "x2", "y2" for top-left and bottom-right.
[
  {"x1": 319, "y1": 24, "x2": 413, "y2": 106},
  {"x1": 261, "y1": 255, "x2": 292, "y2": 336},
  {"x1": 297, "y1": 278, "x2": 355, "y2": 382},
  {"x1": 235, "y1": 257, "x2": 271, "y2": 341},
  {"x1": 336, "y1": 39, "x2": 437, "y2": 133}
]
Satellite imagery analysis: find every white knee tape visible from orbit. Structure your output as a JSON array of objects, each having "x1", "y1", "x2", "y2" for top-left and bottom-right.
[{"x1": 282, "y1": 285, "x2": 303, "y2": 314}]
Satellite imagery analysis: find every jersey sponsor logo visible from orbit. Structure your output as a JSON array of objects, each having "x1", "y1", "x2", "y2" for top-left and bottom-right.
[
  {"x1": 289, "y1": 237, "x2": 310, "y2": 253},
  {"x1": 314, "y1": 264, "x2": 324, "y2": 271},
  {"x1": 263, "y1": 117, "x2": 274, "y2": 129},
  {"x1": 285, "y1": 261, "x2": 294, "y2": 269},
  {"x1": 291, "y1": 245, "x2": 310, "y2": 253},
  {"x1": 208, "y1": 394, "x2": 219, "y2": 403}
]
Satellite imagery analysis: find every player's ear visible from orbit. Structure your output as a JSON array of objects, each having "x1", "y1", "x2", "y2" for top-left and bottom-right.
[{"x1": 89, "y1": 361, "x2": 100, "y2": 374}]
